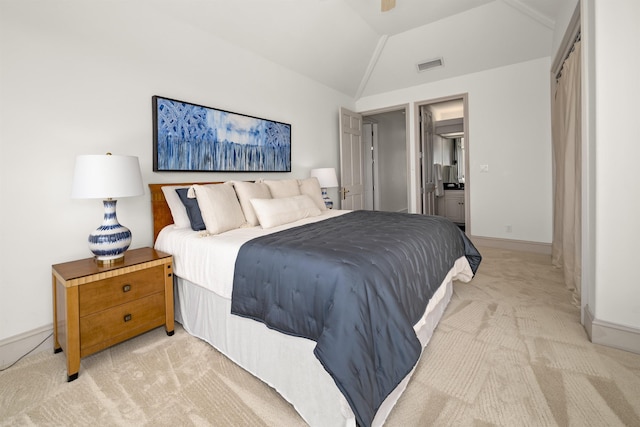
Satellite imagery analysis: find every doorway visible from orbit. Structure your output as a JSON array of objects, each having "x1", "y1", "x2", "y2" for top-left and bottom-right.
[
  {"x1": 361, "y1": 106, "x2": 410, "y2": 212},
  {"x1": 416, "y1": 94, "x2": 470, "y2": 233}
]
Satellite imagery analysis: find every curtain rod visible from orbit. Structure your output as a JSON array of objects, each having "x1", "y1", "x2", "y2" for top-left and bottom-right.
[{"x1": 556, "y1": 31, "x2": 581, "y2": 81}]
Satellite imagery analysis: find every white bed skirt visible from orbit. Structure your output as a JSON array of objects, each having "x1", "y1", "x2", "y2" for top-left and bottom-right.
[{"x1": 174, "y1": 256, "x2": 470, "y2": 426}]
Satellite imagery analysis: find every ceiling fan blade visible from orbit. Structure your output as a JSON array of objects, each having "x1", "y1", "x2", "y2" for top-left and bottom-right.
[{"x1": 381, "y1": 0, "x2": 396, "y2": 12}]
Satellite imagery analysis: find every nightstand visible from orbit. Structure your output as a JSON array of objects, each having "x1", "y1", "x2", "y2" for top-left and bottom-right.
[{"x1": 52, "y1": 247, "x2": 174, "y2": 381}]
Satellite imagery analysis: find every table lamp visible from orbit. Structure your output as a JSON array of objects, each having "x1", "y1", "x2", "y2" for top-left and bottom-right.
[
  {"x1": 71, "y1": 153, "x2": 144, "y2": 265},
  {"x1": 310, "y1": 167, "x2": 339, "y2": 209}
]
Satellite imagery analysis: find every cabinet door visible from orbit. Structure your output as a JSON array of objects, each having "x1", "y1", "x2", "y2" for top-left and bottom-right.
[
  {"x1": 436, "y1": 196, "x2": 446, "y2": 217},
  {"x1": 444, "y1": 193, "x2": 465, "y2": 223}
]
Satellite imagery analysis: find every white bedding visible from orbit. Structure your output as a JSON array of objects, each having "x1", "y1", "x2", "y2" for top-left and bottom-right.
[
  {"x1": 155, "y1": 209, "x2": 349, "y2": 299},
  {"x1": 155, "y1": 211, "x2": 474, "y2": 426}
]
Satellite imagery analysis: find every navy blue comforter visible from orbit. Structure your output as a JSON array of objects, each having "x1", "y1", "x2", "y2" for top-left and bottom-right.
[{"x1": 231, "y1": 210, "x2": 481, "y2": 426}]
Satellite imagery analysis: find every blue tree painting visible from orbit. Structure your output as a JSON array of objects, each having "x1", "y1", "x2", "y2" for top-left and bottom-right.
[{"x1": 153, "y1": 96, "x2": 291, "y2": 172}]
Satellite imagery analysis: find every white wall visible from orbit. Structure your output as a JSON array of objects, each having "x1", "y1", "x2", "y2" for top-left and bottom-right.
[
  {"x1": 356, "y1": 57, "x2": 553, "y2": 243},
  {"x1": 552, "y1": 0, "x2": 581, "y2": 58},
  {"x1": 591, "y1": 0, "x2": 640, "y2": 330},
  {"x1": 0, "y1": 1, "x2": 352, "y2": 341}
]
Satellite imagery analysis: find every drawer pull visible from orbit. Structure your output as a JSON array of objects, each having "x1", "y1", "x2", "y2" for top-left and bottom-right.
[
  {"x1": 122, "y1": 284, "x2": 131, "y2": 293},
  {"x1": 124, "y1": 314, "x2": 132, "y2": 322}
]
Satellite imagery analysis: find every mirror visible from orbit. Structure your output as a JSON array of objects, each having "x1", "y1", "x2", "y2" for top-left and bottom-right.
[{"x1": 433, "y1": 118, "x2": 464, "y2": 187}]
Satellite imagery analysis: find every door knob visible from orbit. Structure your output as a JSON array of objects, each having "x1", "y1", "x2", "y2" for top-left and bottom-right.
[{"x1": 340, "y1": 188, "x2": 350, "y2": 200}]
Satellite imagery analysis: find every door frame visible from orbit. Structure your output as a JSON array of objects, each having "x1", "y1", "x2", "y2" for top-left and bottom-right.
[
  {"x1": 361, "y1": 121, "x2": 378, "y2": 210},
  {"x1": 414, "y1": 94, "x2": 470, "y2": 235},
  {"x1": 360, "y1": 103, "x2": 411, "y2": 212}
]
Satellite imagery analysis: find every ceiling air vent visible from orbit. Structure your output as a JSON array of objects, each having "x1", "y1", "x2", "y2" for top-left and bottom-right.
[{"x1": 417, "y1": 58, "x2": 443, "y2": 72}]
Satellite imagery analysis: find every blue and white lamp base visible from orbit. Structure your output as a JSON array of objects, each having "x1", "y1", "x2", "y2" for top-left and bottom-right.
[
  {"x1": 321, "y1": 187, "x2": 334, "y2": 209},
  {"x1": 88, "y1": 199, "x2": 132, "y2": 265}
]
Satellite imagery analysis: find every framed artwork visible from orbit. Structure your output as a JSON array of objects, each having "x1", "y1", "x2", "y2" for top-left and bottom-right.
[{"x1": 153, "y1": 96, "x2": 291, "y2": 172}]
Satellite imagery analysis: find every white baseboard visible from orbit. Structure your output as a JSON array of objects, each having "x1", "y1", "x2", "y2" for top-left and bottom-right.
[
  {"x1": 583, "y1": 305, "x2": 640, "y2": 355},
  {"x1": 470, "y1": 235, "x2": 552, "y2": 255},
  {"x1": 0, "y1": 324, "x2": 54, "y2": 370}
]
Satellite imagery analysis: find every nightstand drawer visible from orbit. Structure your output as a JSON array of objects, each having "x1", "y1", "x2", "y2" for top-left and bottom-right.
[
  {"x1": 80, "y1": 292, "x2": 166, "y2": 356},
  {"x1": 79, "y1": 265, "x2": 164, "y2": 316}
]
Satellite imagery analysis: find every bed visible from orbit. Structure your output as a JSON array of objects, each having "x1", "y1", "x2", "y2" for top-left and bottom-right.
[{"x1": 150, "y1": 180, "x2": 481, "y2": 427}]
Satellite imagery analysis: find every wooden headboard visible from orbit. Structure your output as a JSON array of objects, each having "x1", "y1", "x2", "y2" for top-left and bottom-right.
[{"x1": 149, "y1": 182, "x2": 221, "y2": 242}]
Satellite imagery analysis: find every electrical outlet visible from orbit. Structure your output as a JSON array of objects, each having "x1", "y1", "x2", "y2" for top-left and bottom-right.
[
  {"x1": 506, "y1": 225, "x2": 512, "y2": 233},
  {"x1": 480, "y1": 164, "x2": 489, "y2": 172}
]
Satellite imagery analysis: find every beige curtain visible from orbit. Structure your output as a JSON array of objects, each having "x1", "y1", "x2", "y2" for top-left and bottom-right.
[{"x1": 551, "y1": 40, "x2": 582, "y2": 302}]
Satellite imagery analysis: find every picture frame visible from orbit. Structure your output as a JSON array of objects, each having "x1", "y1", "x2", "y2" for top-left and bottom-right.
[{"x1": 153, "y1": 96, "x2": 291, "y2": 172}]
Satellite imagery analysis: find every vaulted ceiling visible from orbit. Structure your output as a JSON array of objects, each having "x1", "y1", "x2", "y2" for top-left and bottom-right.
[{"x1": 141, "y1": 0, "x2": 567, "y2": 98}]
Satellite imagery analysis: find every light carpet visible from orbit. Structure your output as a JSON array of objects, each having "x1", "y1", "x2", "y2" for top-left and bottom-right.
[{"x1": 1, "y1": 247, "x2": 639, "y2": 426}]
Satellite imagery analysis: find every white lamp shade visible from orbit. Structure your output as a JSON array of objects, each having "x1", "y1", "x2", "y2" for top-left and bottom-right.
[
  {"x1": 72, "y1": 154, "x2": 144, "y2": 199},
  {"x1": 310, "y1": 168, "x2": 338, "y2": 188}
]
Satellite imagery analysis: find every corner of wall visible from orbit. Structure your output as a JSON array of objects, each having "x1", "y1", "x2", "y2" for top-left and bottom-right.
[
  {"x1": 583, "y1": 304, "x2": 640, "y2": 355},
  {"x1": 0, "y1": 324, "x2": 54, "y2": 370},
  {"x1": 470, "y1": 235, "x2": 551, "y2": 255}
]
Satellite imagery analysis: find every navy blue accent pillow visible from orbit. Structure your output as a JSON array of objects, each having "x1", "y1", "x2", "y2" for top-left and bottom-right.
[{"x1": 175, "y1": 188, "x2": 206, "y2": 231}]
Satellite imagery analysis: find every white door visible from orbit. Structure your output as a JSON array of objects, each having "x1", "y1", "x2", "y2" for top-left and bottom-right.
[
  {"x1": 339, "y1": 107, "x2": 365, "y2": 210},
  {"x1": 420, "y1": 107, "x2": 436, "y2": 215}
]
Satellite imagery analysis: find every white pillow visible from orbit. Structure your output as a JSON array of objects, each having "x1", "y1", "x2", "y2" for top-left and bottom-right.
[
  {"x1": 161, "y1": 185, "x2": 191, "y2": 228},
  {"x1": 231, "y1": 181, "x2": 272, "y2": 226},
  {"x1": 191, "y1": 183, "x2": 246, "y2": 234},
  {"x1": 250, "y1": 194, "x2": 321, "y2": 229},
  {"x1": 298, "y1": 177, "x2": 328, "y2": 211},
  {"x1": 262, "y1": 179, "x2": 301, "y2": 198}
]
